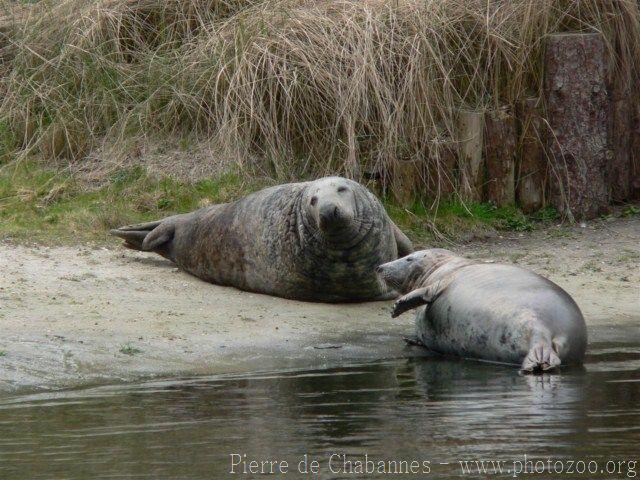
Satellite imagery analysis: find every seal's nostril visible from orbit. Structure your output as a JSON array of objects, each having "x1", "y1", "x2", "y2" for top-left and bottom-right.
[
  {"x1": 375, "y1": 265, "x2": 382, "y2": 273},
  {"x1": 333, "y1": 206, "x2": 340, "y2": 218}
]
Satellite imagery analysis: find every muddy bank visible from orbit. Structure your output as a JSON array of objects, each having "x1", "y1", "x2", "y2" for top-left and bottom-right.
[{"x1": 0, "y1": 216, "x2": 638, "y2": 393}]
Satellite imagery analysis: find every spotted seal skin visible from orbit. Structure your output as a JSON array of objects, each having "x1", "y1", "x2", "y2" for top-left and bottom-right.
[
  {"x1": 376, "y1": 249, "x2": 587, "y2": 373},
  {"x1": 111, "y1": 177, "x2": 413, "y2": 302}
]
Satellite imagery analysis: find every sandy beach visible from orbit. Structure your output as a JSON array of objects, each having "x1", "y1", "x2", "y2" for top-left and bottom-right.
[{"x1": 1, "y1": 216, "x2": 638, "y2": 393}]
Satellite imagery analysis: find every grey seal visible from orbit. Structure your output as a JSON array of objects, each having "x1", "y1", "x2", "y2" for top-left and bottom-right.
[
  {"x1": 111, "y1": 176, "x2": 413, "y2": 302},
  {"x1": 376, "y1": 249, "x2": 587, "y2": 372}
]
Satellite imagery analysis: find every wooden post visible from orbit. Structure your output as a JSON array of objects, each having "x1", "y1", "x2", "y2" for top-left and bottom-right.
[
  {"x1": 484, "y1": 107, "x2": 516, "y2": 206},
  {"x1": 426, "y1": 143, "x2": 457, "y2": 201},
  {"x1": 608, "y1": 62, "x2": 633, "y2": 203},
  {"x1": 631, "y1": 98, "x2": 640, "y2": 199},
  {"x1": 516, "y1": 98, "x2": 545, "y2": 213},
  {"x1": 544, "y1": 33, "x2": 610, "y2": 220},
  {"x1": 392, "y1": 160, "x2": 421, "y2": 207},
  {"x1": 458, "y1": 110, "x2": 484, "y2": 203}
]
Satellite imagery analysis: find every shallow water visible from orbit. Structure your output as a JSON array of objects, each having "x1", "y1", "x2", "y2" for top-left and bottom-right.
[{"x1": 0, "y1": 340, "x2": 639, "y2": 479}]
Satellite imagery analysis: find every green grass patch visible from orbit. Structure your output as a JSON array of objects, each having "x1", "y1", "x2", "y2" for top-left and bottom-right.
[
  {"x1": 0, "y1": 160, "x2": 269, "y2": 245},
  {"x1": 0, "y1": 159, "x2": 563, "y2": 247},
  {"x1": 119, "y1": 344, "x2": 143, "y2": 356},
  {"x1": 0, "y1": 351, "x2": 6, "y2": 357},
  {"x1": 621, "y1": 205, "x2": 640, "y2": 217},
  {"x1": 383, "y1": 198, "x2": 555, "y2": 246},
  {"x1": 436, "y1": 201, "x2": 535, "y2": 232}
]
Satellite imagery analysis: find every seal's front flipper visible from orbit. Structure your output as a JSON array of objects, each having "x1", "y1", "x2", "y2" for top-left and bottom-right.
[
  {"x1": 520, "y1": 342, "x2": 561, "y2": 374},
  {"x1": 391, "y1": 281, "x2": 447, "y2": 318},
  {"x1": 402, "y1": 335, "x2": 425, "y2": 347},
  {"x1": 392, "y1": 288, "x2": 430, "y2": 317}
]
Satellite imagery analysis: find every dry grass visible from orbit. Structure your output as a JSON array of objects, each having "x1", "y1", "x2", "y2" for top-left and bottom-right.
[{"x1": 1, "y1": 0, "x2": 639, "y2": 199}]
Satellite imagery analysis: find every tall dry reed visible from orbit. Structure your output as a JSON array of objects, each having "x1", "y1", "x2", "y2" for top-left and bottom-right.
[{"x1": 1, "y1": 0, "x2": 639, "y2": 196}]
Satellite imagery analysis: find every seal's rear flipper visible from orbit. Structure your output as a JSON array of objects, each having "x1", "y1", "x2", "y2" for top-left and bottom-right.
[
  {"x1": 520, "y1": 342, "x2": 561, "y2": 374},
  {"x1": 110, "y1": 220, "x2": 175, "y2": 259}
]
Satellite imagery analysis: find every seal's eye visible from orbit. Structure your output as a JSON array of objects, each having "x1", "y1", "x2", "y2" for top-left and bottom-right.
[
  {"x1": 337, "y1": 186, "x2": 347, "y2": 193},
  {"x1": 406, "y1": 257, "x2": 413, "y2": 262},
  {"x1": 310, "y1": 196, "x2": 318, "y2": 206}
]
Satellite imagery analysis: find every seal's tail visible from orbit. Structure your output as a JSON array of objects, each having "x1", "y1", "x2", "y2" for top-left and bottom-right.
[
  {"x1": 110, "y1": 220, "x2": 175, "y2": 259},
  {"x1": 520, "y1": 341, "x2": 561, "y2": 374}
]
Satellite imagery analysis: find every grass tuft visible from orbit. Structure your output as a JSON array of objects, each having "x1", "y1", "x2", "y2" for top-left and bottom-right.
[
  {"x1": 621, "y1": 205, "x2": 640, "y2": 217},
  {"x1": 119, "y1": 344, "x2": 143, "y2": 356}
]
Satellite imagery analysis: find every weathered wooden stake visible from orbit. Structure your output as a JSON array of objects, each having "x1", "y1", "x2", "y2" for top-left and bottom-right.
[
  {"x1": 484, "y1": 107, "x2": 516, "y2": 206},
  {"x1": 608, "y1": 64, "x2": 632, "y2": 203},
  {"x1": 392, "y1": 160, "x2": 421, "y2": 207},
  {"x1": 458, "y1": 110, "x2": 484, "y2": 203},
  {"x1": 631, "y1": 99, "x2": 640, "y2": 199},
  {"x1": 516, "y1": 98, "x2": 545, "y2": 213},
  {"x1": 545, "y1": 33, "x2": 610, "y2": 220},
  {"x1": 426, "y1": 143, "x2": 457, "y2": 200}
]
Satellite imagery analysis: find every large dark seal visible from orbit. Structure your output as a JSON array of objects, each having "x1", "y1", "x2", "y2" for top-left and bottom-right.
[
  {"x1": 111, "y1": 177, "x2": 412, "y2": 302},
  {"x1": 376, "y1": 249, "x2": 587, "y2": 372}
]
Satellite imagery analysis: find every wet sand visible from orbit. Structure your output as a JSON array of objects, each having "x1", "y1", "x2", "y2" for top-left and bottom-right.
[{"x1": 1, "y1": 216, "x2": 638, "y2": 393}]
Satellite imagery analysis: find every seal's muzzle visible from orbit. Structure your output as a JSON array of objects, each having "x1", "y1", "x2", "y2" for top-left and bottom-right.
[
  {"x1": 375, "y1": 260, "x2": 405, "y2": 292},
  {"x1": 319, "y1": 203, "x2": 343, "y2": 230},
  {"x1": 376, "y1": 253, "x2": 432, "y2": 294}
]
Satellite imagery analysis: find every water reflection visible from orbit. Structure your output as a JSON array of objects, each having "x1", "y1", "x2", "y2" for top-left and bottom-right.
[{"x1": 0, "y1": 340, "x2": 637, "y2": 479}]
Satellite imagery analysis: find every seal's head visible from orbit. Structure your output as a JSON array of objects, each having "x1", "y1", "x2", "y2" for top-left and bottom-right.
[
  {"x1": 304, "y1": 177, "x2": 362, "y2": 235},
  {"x1": 376, "y1": 248, "x2": 456, "y2": 294}
]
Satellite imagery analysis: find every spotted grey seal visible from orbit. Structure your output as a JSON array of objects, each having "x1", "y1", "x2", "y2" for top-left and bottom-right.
[
  {"x1": 376, "y1": 249, "x2": 587, "y2": 372},
  {"x1": 111, "y1": 176, "x2": 412, "y2": 302}
]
